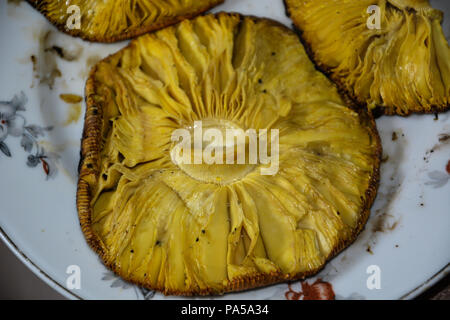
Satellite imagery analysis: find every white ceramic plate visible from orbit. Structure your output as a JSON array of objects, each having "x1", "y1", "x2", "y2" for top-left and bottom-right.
[{"x1": 0, "y1": 0, "x2": 449, "y2": 300}]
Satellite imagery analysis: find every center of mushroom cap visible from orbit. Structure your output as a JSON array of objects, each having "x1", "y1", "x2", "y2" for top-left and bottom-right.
[{"x1": 170, "y1": 119, "x2": 257, "y2": 185}]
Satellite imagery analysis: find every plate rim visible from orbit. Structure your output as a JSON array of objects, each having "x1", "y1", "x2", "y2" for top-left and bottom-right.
[
  {"x1": 0, "y1": 226, "x2": 79, "y2": 300},
  {"x1": 1, "y1": 225, "x2": 448, "y2": 300}
]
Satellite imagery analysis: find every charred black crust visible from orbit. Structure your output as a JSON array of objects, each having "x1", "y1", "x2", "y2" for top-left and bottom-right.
[
  {"x1": 77, "y1": 13, "x2": 382, "y2": 296},
  {"x1": 26, "y1": 0, "x2": 224, "y2": 43}
]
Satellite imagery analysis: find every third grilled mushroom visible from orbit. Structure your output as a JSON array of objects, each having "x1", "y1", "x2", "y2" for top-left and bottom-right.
[
  {"x1": 285, "y1": 0, "x2": 450, "y2": 116},
  {"x1": 27, "y1": 0, "x2": 224, "y2": 42}
]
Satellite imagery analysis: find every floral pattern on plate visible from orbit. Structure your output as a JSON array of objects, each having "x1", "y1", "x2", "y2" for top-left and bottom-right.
[
  {"x1": 0, "y1": 92, "x2": 59, "y2": 178},
  {"x1": 102, "y1": 271, "x2": 155, "y2": 300}
]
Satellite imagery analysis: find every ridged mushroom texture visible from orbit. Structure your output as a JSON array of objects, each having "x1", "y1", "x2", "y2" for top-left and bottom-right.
[
  {"x1": 27, "y1": 0, "x2": 224, "y2": 42},
  {"x1": 285, "y1": 0, "x2": 450, "y2": 115},
  {"x1": 77, "y1": 13, "x2": 381, "y2": 295}
]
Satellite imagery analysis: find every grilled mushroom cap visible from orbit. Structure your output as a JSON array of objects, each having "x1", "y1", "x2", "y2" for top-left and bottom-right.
[
  {"x1": 78, "y1": 13, "x2": 381, "y2": 295},
  {"x1": 285, "y1": 0, "x2": 450, "y2": 115},
  {"x1": 27, "y1": 0, "x2": 224, "y2": 42}
]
